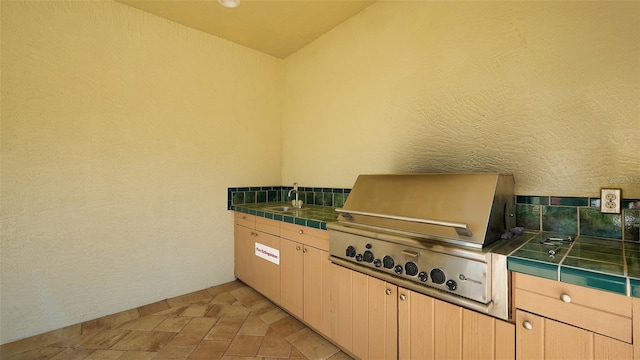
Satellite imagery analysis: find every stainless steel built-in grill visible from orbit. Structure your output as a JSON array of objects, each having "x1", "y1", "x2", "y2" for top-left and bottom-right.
[{"x1": 328, "y1": 173, "x2": 518, "y2": 320}]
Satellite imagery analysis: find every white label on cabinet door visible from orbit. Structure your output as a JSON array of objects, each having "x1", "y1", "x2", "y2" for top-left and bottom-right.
[{"x1": 255, "y1": 242, "x2": 280, "y2": 265}]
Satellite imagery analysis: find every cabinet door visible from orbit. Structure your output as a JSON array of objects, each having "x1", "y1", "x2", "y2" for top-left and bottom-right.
[
  {"x1": 515, "y1": 310, "x2": 543, "y2": 359},
  {"x1": 545, "y1": 313, "x2": 593, "y2": 360},
  {"x1": 514, "y1": 272, "x2": 631, "y2": 343},
  {"x1": 320, "y1": 249, "x2": 333, "y2": 338},
  {"x1": 495, "y1": 319, "x2": 516, "y2": 360},
  {"x1": 594, "y1": 333, "x2": 633, "y2": 359},
  {"x1": 399, "y1": 289, "x2": 435, "y2": 360},
  {"x1": 434, "y1": 298, "x2": 463, "y2": 360},
  {"x1": 463, "y1": 308, "x2": 514, "y2": 360},
  {"x1": 252, "y1": 231, "x2": 281, "y2": 303},
  {"x1": 280, "y1": 238, "x2": 304, "y2": 318},
  {"x1": 368, "y1": 276, "x2": 398, "y2": 360},
  {"x1": 516, "y1": 309, "x2": 632, "y2": 360},
  {"x1": 635, "y1": 298, "x2": 640, "y2": 360},
  {"x1": 330, "y1": 269, "x2": 399, "y2": 360},
  {"x1": 352, "y1": 271, "x2": 369, "y2": 359},
  {"x1": 233, "y1": 224, "x2": 255, "y2": 287},
  {"x1": 400, "y1": 289, "x2": 513, "y2": 360},
  {"x1": 330, "y1": 263, "x2": 353, "y2": 353},
  {"x1": 303, "y1": 246, "x2": 328, "y2": 334}
]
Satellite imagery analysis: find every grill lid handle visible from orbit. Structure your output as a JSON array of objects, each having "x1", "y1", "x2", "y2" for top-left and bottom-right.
[{"x1": 335, "y1": 208, "x2": 473, "y2": 237}]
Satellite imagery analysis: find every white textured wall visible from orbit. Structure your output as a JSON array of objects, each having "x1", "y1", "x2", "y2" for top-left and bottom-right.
[
  {"x1": 282, "y1": 1, "x2": 640, "y2": 197},
  {"x1": 1, "y1": 1, "x2": 282, "y2": 343}
]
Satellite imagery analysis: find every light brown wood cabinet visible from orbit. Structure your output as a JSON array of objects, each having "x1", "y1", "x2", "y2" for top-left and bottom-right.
[
  {"x1": 303, "y1": 243, "x2": 333, "y2": 336},
  {"x1": 330, "y1": 263, "x2": 514, "y2": 360},
  {"x1": 235, "y1": 214, "x2": 640, "y2": 360},
  {"x1": 398, "y1": 287, "x2": 514, "y2": 360},
  {"x1": 516, "y1": 309, "x2": 632, "y2": 359},
  {"x1": 234, "y1": 222, "x2": 256, "y2": 287},
  {"x1": 514, "y1": 272, "x2": 633, "y2": 359},
  {"x1": 233, "y1": 213, "x2": 281, "y2": 303},
  {"x1": 366, "y1": 276, "x2": 398, "y2": 360},
  {"x1": 234, "y1": 212, "x2": 331, "y2": 336},
  {"x1": 279, "y1": 222, "x2": 331, "y2": 336},
  {"x1": 280, "y1": 237, "x2": 304, "y2": 318},
  {"x1": 330, "y1": 265, "x2": 396, "y2": 359},
  {"x1": 330, "y1": 262, "x2": 354, "y2": 352},
  {"x1": 634, "y1": 298, "x2": 640, "y2": 360}
]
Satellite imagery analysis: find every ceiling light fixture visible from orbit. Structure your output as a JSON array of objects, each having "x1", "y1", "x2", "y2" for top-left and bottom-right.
[{"x1": 218, "y1": 0, "x2": 240, "y2": 8}]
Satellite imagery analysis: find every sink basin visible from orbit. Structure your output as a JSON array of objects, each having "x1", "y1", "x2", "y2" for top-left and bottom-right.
[{"x1": 264, "y1": 206, "x2": 308, "y2": 213}]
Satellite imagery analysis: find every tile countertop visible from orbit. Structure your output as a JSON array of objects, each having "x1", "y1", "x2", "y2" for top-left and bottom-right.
[
  {"x1": 232, "y1": 202, "x2": 640, "y2": 298},
  {"x1": 231, "y1": 202, "x2": 339, "y2": 230},
  {"x1": 507, "y1": 232, "x2": 640, "y2": 297}
]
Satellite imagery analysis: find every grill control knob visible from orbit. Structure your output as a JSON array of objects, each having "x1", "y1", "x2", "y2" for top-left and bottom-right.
[
  {"x1": 430, "y1": 269, "x2": 446, "y2": 284},
  {"x1": 383, "y1": 256, "x2": 395, "y2": 269},
  {"x1": 346, "y1": 246, "x2": 356, "y2": 258},
  {"x1": 405, "y1": 262, "x2": 418, "y2": 276},
  {"x1": 365, "y1": 243, "x2": 373, "y2": 249},
  {"x1": 373, "y1": 259, "x2": 382, "y2": 268},
  {"x1": 356, "y1": 254, "x2": 363, "y2": 262},
  {"x1": 394, "y1": 265, "x2": 403, "y2": 274},
  {"x1": 418, "y1": 271, "x2": 428, "y2": 282},
  {"x1": 363, "y1": 250, "x2": 374, "y2": 263},
  {"x1": 446, "y1": 280, "x2": 458, "y2": 291}
]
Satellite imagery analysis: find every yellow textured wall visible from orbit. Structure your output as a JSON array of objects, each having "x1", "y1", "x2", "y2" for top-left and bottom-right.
[
  {"x1": 2, "y1": 0, "x2": 640, "y2": 345},
  {"x1": 282, "y1": 1, "x2": 640, "y2": 197},
  {"x1": 0, "y1": 1, "x2": 282, "y2": 343}
]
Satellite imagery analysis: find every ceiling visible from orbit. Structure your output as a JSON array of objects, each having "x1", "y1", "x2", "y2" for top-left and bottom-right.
[{"x1": 115, "y1": 0, "x2": 376, "y2": 59}]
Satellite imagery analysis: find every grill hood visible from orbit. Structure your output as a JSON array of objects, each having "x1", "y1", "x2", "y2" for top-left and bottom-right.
[{"x1": 335, "y1": 173, "x2": 515, "y2": 248}]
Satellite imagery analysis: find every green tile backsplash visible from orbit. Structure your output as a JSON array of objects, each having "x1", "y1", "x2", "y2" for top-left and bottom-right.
[
  {"x1": 550, "y1": 197, "x2": 589, "y2": 206},
  {"x1": 516, "y1": 196, "x2": 549, "y2": 205},
  {"x1": 229, "y1": 187, "x2": 639, "y2": 242},
  {"x1": 579, "y1": 207, "x2": 622, "y2": 239},
  {"x1": 625, "y1": 210, "x2": 640, "y2": 241},
  {"x1": 542, "y1": 206, "x2": 578, "y2": 234},
  {"x1": 516, "y1": 204, "x2": 541, "y2": 231},
  {"x1": 228, "y1": 185, "x2": 351, "y2": 210},
  {"x1": 516, "y1": 195, "x2": 639, "y2": 241}
]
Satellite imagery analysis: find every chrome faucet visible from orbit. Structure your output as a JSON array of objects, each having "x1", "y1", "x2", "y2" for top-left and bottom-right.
[{"x1": 288, "y1": 182, "x2": 301, "y2": 208}]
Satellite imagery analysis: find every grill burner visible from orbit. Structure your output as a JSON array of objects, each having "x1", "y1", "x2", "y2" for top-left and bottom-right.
[{"x1": 328, "y1": 173, "x2": 519, "y2": 320}]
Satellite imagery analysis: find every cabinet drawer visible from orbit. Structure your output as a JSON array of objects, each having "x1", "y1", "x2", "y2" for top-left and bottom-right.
[
  {"x1": 256, "y1": 216, "x2": 280, "y2": 236},
  {"x1": 281, "y1": 222, "x2": 329, "y2": 251},
  {"x1": 235, "y1": 212, "x2": 255, "y2": 228},
  {"x1": 514, "y1": 272, "x2": 632, "y2": 343}
]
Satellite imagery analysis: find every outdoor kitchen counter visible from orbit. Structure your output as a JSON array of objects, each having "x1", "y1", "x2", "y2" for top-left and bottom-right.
[
  {"x1": 231, "y1": 202, "x2": 338, "y2": 230},
  {"x1": 507, "y1": 232, "x2": 640, "y2": 298},
  {"x1": 232, "y1": 202, "x2": 640, "y2": 298}
]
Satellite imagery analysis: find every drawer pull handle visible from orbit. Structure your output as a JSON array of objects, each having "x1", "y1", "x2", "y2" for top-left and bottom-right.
[
  {"x1": 298, "y1": 230, "x2": 304, "y2": 234},
  {"x1": 402, "y1": 250, "x2": 420, "y2": 258},
  {"x1": 385, "y1": 289, "x2": 392, "y2": 295},
  {"x1": 303, "y1": 248, "x2": 307, "y2": 253},
  {"x1": 296, "y1": 246, "x2": 301, "y2": 251},
  {"x1": 399, "y1": 294, "x2": 406, "y2": 301},
  {"x1": 560, "y1": 293, "x2": 571, "y2": 303},
  {"x1": 242, "y1": 216, "x2": 246, "y2": 219},
  {"x1": 523, "y1": 321, "x2": 533, "y2": 330}
]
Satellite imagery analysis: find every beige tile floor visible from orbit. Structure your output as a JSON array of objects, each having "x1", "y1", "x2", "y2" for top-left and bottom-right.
[{"x1": 0, "y1": 280, "x2": 354, "y2": 360}]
